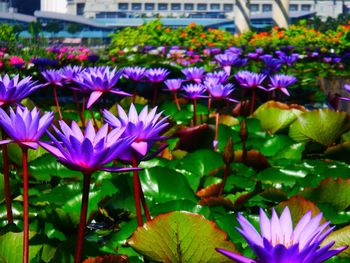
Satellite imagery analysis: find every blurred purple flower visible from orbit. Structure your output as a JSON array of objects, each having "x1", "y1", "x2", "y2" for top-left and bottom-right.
[
  {"x1": 182, "y1": 83, "x2": 206, "y2": 99},
  {"x1": 235, "y1": 71, "x2": 266, "y2": 90},
  {"x1": 74, "y1": 66, "x2": 130, "y2": 108},
  {"x1": 0, "y1": 74, "x2": 43, "y2": 106},
  {"x1": 269, "y1": 74, "x2": 297, "y2": 96},
  {"x1": 214, "y1": 53, "x2": 240, "y2": 75},
  {"x1": 279, "y1": 53, "x2": 299, "y2": 66},
  {"x1": 39, "y1": 120, "x2": 135, "y2": 173},
  {"x1": 123, "y1": 66, "x2": 146, "y2": 82},
  {"x1": 216, "y1": 207, "x2": 347, "y2": 263},
  {"x1": 205, "y1": 82, "x2": 237, "y2": 102},
  {"x1": 103, "y1": 104, "x2": 168, "y2": 161},
  {"x1": 261, "y1": 57, "x2": 283, "y2": 74},
  {"x1": 0, "y1": 107, "x2": 53, "y2": 149},
  {"x1": 31, "y1": 57, "x2": 58, "y2": 70},
  {"x1": 182, "y1": 67, "x2": 205, "y2": 83},
  {"x1": 87, "y1": 54, "x2": 100, "y2": 63},
  {"x1": 145, "y1": 68, "x2": 170, "y2": 83},
  {"x1": 338, "y1": 84, "x2": 350, "y2": 101},
  {"x1": 205, "y1": 71, "x2": 229, "y2": 84},
  {"x1": 60, "y1": 65, "x2": 85, "y2": 83},
  {"x1": 164, "y1": 79, "x2": 183, "y2": 91},
  {"x1": 41, "y1": 69, "x2": 64, "y2": 87}
]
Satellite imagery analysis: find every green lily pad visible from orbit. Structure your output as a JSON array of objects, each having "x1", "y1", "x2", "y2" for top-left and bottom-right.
[
  {"x1": 253, "y1": 101, "x2": 305, "y2": 133},
  {"x1": 128, "y1": 211, "x2": 237, "y2": 263},
  {"x1": 289, "y1": 109, "x2": 350, "y2": 146},
  {"x1": 322, "y1": 225, "x2": 350, "y2": 258}
]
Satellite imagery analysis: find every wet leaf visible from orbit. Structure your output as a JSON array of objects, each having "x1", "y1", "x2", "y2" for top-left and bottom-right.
[{"x1": 128, "y1": 211, "x2": 237, "y2": 263}]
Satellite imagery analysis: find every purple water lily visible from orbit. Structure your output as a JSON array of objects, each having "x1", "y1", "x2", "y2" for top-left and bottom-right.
[
  {"x1": 182, "y1": 83, "x2": 206, "y2": 99},
  {"x1": 41, "y1": 69, "x2": 64, "y2": 87},
  {"x1": 216, "y1": 207, "x2": 347, "y2": 263},
  {"x1": 123, "y1": 66, "x2": 146, "y2": 82},
  {"x1": 205, "y1": 71, "x2": 229, "y2": 84},
  {"x1": 182, "y1": 67, "x2": 205, "y2": 83},
  {"x1": 60, "y1": 65, "x2": 85, "y2": 84},
  {"x1": 269, "y1": 74, "x2": 297, "y2": 96},
  {"x1": 164, "y1": 79, "x2": 183, "y2": 92},
  {"x1": 205, "y1": 83, "x2": 237, "y2": 102},
  {"x1": 0, "y1": 74, "x2": 43, "y2": 106},
  {"x1": 261, "y1": 57, "x2": 283, "y2": 74},
  {"x1": 235, "y1": 71, "x2": 266, "y2": 90},
  {"x1": 0, "y1": 107, "x2": 53, "y2": 149},
  {"x1": 74, "y1": 66, "x2": 130, "y2": 108},
  {"x1": 39, "y1": 120, "x2": 136, "y2": 263},
  {"x1": 145, "y1": 68, "x2": 170, "y2": 83},
  {"x1": 39, "y1": 120, "x2": 134, "y2": 173},
  {"x1": 215, "y1": 53, "x2": 240, "y2": 75},
  {"x1": 103, "y1": 104, "x2": 168, "y2": 162}
]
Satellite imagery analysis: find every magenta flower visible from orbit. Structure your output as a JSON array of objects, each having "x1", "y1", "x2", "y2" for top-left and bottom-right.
[
  {"x1": 182, "y1": 67, "x2": 205, "y2": 83},
  {"x1": 182, "y1": 83, "x2": 206, "y2": 99},
  {"x1": 39, "y1": 120, "x2": 135, "y2": 173},
  {"x1": 235, "y1": 71, "x2": 266, "y2": 90},
  {"x1": 214, "y1": 53, "x2": 240, "y2": 75},
  {"x1": 123, "y1": 66, "x2": 146, "y2": 82},
  {"x1": 0, "y1": 74, "x2": 43, "y2": 106},
  {"x1": 103, "y1": 104, "x2": 168, "y2": 161},
  {"x1": 269, "y1": 74, "x2": 297, "y2": 96},
  {"x1": 145, "y1": 68, "x2": 170, "y2": 83},
  {"x1": 0, "y1": 107, "x2": 53, "y2": 149},
  {"x1": 74, "y1": 66, "x2": 130, "y2": 108},
  {"x1": 216, "y1": 207, "x2": 347, "y2": 263},
  {"x1": 164, "y1": 79, "x2": 183, "y2": 91}
]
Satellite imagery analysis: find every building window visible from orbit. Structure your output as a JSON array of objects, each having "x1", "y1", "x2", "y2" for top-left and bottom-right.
[
  {"x1": 118, "y1": 3, "x2": 128, "y2": 10},
  {"x1": 132, "y1": 3, "x2": 141, "y2": 10},
  {"x1": 158, "y1": 3, "x2": 168, "y2": 10},
  {"x1": 77, "y1": 3, "x2": 85, "y2": 15},
  {"x1": 210, "y1": 4, "x2": 220, "y2": 11},
  {"x1": 184, "y1": 3, "x2": 194, "y2": 10},
  {"x1": 289, "y1": 4, "x2": 298, "y2": 11},
  {"x1": 250, "y1": 4, "x2": 259, "y2": 12},
  {"x1": 197, "y1": 3, "x2": 207, "y2": 11},
  {"x1": 171, "y1": 3, "x2": 181, "y2": 10},
  {"x1": 301, "y1": 4, "x2": 311, "y2": 11},
  {"x1": 145, "y1": 3, "x2": 154, "y2": 10},
  {"x1": 262, "y1": 4, "x2": 272, "y2": 12},
  {"x1": 223, "y1": 4, "x2": 233, "y2": 12}
]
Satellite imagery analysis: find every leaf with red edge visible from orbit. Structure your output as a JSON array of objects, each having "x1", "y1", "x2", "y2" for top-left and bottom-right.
[
  {"x1": 234, "y1": 149, "x2": 270, "y2": 170},
  {"x1": 128, "y1": 211, "x2": 237, "y2": 263},
  {"x1": 199, "y1": 196, "x2": 235, "y2": 210},
  {"x1": 82, "y1": 254, "x2": 129, "y2": 263},
  {"x1": 322, "y1": 225, "x2": 350, "y2": 258},
  {"x1": 299, "y1": 178, "x2": 350, "y2": 212},
  {"x1": 276, "y1": 196, "x2": 324, "y2": 224},
  {"x1": 196, "y1": 183, "x2": 221, "y2": 198}
]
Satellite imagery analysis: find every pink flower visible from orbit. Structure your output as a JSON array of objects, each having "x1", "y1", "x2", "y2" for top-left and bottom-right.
[
  {"x1": 0, "y1": 61, "x2": 3, "y2": 68},
  {"x1": 9, "y1": 56, "x2": 24, "y2": 68},
  {"x1": 67, "y1": 54, "x2": 75, "y2": 60},
  {"x1": 76, "y1": 53, "x2": 87, "y2": 61}
]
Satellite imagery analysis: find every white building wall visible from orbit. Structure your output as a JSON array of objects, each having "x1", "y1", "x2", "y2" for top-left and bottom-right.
[{"x1": 41, "y1": 0, "x2": 67, "y2": 13}]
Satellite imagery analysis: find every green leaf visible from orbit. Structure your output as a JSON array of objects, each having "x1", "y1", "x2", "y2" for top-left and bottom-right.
[
  {"x1": 253, "y1": 101, "x2": 304, "y2": 133},
  {"x1": 322, "y1": 225, "x2": 350, "y2": 258},
  {"x1": 0, "y1": 232, "x2": 42, "y2": 263},
  {"x1": 260, "y1": 135, "x2": 295, "y2": 157},
  {"x1": 128, "y1": 211, "x2": 237, "y2": 263},
  {"x1": 289, "y1": 109, "x2": 350, "y2": 146},
  {"x1": 29, "y1": 153, "x2": 81, "y2": 181},
  {"x1": 140, "y1": 167, "x2": 197, "y2": 204}
]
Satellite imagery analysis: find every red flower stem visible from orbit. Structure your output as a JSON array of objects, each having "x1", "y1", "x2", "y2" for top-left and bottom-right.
[
  {"x1": 132, "y1": 156, "x2": 151, "y2": 222},
  {"x1": 132, "y1": 158, "x2": 143, "y2": 226},
  {"x1": 152, "y1": 83, "x2": 159, "y2": 107},
  {"x1": 22, "y1": 148, "x2": 29, "y2": 263},
  {"x1": 74, "y1": 172, "x2": 92, "y2": 263},
  {"x1": 240, "y1": 89, "x2": 246, "y2": 115},
  {"x1": 72, "y1": 90, "x2": 85, "y2": 127},
  {"x1": 208, "y1": 96, "x2": 212, "y2": 112},
  {"x1": 89, "y1": 108, "x2": 99, "y2": 129},
  {"x1": 173, "y1": 92, "x2": 181, "y2": 111},
  {"x1": 218, "y1": 163, "x2": 229, "y2": 196},
  {"x1": 214, "y1": 111, "x2": 220, "y2": 151},
  {"x1": 250, "y1": 89, "x2": 256, "y2": 115},
  {"x1": 192, "y1": 98, "x2": 197, "y2": 126},
  {"x1": 1, "y1": 129, "x2": 13, "y2": 224},
  {"x1": 53, "y1": 85, "x2": 63, "y2": 120}
]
